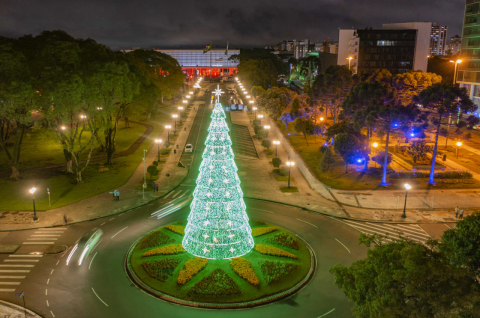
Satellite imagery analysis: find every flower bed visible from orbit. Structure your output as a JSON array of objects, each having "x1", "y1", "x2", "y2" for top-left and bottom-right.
[
  {"x1": 267, "y1": 233, "x2": 299, "y2": 250},
  {"x1": 230, "y1": 257, "x2": 260, "y2": 286},
  {"x1": 259, "y1": 260, "x2": 297, "y2": 284},
  {"x1": 255, "y1": 244, "x2": 297, "y2": 259},
  {"x1": 143, "y1": 244, "x2": 185, "y2": 257},
  {"x1": 177, "y1": 257, "x2": 208, "y2": 285},
  {"x1": 142, "y1": 258, "x2": 181, "y2": 282},
  {"x1": 165, "y1": 225, "x2": 185, "y2": 236},
  {"x1": 188, "y1": 268, "x2": 241, "y2": 296},
  {"x1": 252, "y1": 226, "x2": 277, "y2": 237},
  {"x1": 139, "y1": 230, "x2": 175, "y2": 249}
]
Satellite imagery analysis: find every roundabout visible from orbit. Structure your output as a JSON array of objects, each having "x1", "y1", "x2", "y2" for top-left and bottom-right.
[{"x1": 126, "y1": 220, "x2": 316, "y2": 308}]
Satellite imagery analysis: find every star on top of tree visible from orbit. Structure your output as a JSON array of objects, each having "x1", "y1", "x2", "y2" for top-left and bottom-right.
[{"x1": 213, "y1": 84, "x2": 224, "y2": 102}]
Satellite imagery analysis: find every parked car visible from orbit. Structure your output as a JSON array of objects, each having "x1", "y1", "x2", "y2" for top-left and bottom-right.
[
  {"x1": 238, "y1": 104, "x2": 244, "y2": 111},
  {"x1": 230, "y1": 104, "x2": 237, "y2": 111},
  {"x1": 185, "y1": 144, "x2": 193, "y2": 153}
]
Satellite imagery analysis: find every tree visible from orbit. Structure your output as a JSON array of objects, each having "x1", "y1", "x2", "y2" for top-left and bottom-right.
[
  {"x1": 333, "y1": 133, "x2": 360, "y2": 173},
  {"x1": 256, "y1": 87, "x2": 297, "y2": 120},
  {"x1": 294, "y1": 117, "x2": 314, "y2": 145},
  {"x1": 147, "y1": 165, "x2": 157, "y2": 177},
  {"x1": 0, "y1": 42, "x2": 35, "y2": 179},
  {"x1": 290, "y1": 97, "x2": 302, "y2": 119},
  {"x1": 329, "y1": 235, "x2": 480, "y2": 318},
  {"x1": 272, "y1": 157, "x2": 282, "y2": 168},
  {"x1": 183, "y1": 103, "x2": 254, "y2": 259},
  {"x1": 427, "y1": 55, "x2": 455, "y2": 85},
  {"x1": 319, "y1": 147, "x2": 335, "y2": 179},
  {"x1": 441, "y1": 211, "x2": 480, "y2": 278},
  {"x1": 250, "y1": 86, "x2": 265, "y2": 98},
  {"x1": 261, "y1": 139, "x2": 271, "y2": 149},
  {"x1": 415, "y1": 84, "x2": 477, "y2": 184},
  {"x1": 237, "y1": 59, "x2": 279, "y2": 88}
]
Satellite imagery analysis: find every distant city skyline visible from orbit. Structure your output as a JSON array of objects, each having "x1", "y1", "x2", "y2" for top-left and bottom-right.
[{"x1": 0, "y1": 0, "x2": 465, "y2": 50}]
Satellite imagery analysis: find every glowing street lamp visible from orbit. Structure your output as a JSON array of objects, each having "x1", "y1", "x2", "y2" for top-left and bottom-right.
[
  {"x1": 186, "y1": 95, "x2": 191, "y2": 99},
  {"x1": 80, "y1": 115, "x2": 87, "y2": 129},
  {"x1": 319, "y1": 117, "x2": 324, "y2": 122},
  {"x1": 450, "y1": 59, "x2": 462, "y2": 85},
  {"x1": 347, "y1": 56, "x2": 353, "y2": 70},
  {"x1": 178, "y1": 106, "x2": 184, "y2": 111},
  {"x1": 155, "y1": 139, "x2": 162, "y2": 163},
  {"x1": 253, "y1": 107, "x2": 257, "y2": 119},
  {"x1": 402, "y1": 183, "x2": 411, "y2": 219},
  {"x1": 273, "y1": 140, "x2": 280, "y2": 157},
  {"x1": 249, "y1": 100, "x2": 254, "y2": 104},
  {"x1": 246, "y1": 95, "x2": 251, "y2": 99},
  {"x1": 165, "y1": 125, "x2": 171, "y2": 142},
  {"x1": 189, "y1": 91, "x2": 194, "y2": 95},
  {"x1": 456, "y1": 141, "x2": 462, "y2": 159},
  {"x1": 183, "y1": 100, "x2": 187, "y2": 104},
  {"x1": 29, "y1": 187, "x2": 38, "y2": 221},
  {"x1": 61, "y1": 126, "x2": 66, "y2": 131},
  {"x1": 172, "y1": 114, "x2": 178, "y2": 135},
  {"x1": 264, "y1": 125, "x2": 270, "y2": 138},
  {"x1": 258, "y1": 114, "x2": 263, "y2": 124},
  {"x1": 286, "y1": 161, "x2": 295, "y2": 188},
  {"x1": 372, "y1": 142, "x2": 379, "y2": 167}
]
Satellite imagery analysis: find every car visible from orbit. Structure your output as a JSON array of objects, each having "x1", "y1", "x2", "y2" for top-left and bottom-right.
[
  {"x1": 230, "y1": 104, "x2": 237, "y2": 111},
  {"x1": 238, "y1": 104, "x2": 244, "y2": 111},
  {"x1": 66, "y1": 228, "x2": 103, "y2": 266},
  {"x1": 185, "y1": 144, "x2": 193, "y2": 153}
]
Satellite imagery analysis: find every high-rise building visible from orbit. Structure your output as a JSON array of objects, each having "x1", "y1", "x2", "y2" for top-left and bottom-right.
[
  {"x1": 447, "y1": 35, "x2": 462, "y2": 55},
  {"x1": 337, "y1": 22, "x2": 430, "y2": 75},
  {"x1": 430, "y1": 23, "x2": 448, "y2": 55},
  {"x1": 457, "y1": 0, "x2": 480, "y2": 111}
]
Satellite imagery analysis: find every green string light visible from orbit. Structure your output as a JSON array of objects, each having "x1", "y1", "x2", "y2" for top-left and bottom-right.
[{"x1": 183, "y1": 103, "x2": 254, "y2": 259}]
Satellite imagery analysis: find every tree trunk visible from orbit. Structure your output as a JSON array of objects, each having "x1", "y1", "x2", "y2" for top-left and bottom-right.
[
  {"x1": 10, "y1": 165, "x2": 20, "y2": 180},
  {"x1": 3, "y1": 123, "x2": 26, "y2": 180},
  {"x1": 429, "y1": 115, "x2": 442, "y2": 185},
  {"x1": 381, "y1": 128, "x2": 390, "y2": 185},
  {"x1": 95, "y1": 133, "x2": 105, "y2": 152},
  {"x1": 63, "y1": 149, "x2": 73, "y2": 173},
  {"x1": 304, "y1": 133, "x2": 309, "y2": 146}
]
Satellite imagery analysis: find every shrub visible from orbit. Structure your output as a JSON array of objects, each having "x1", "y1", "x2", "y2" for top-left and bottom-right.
[
  {"x1": 372, "y1": 152, "x2": 393, "y2": 167},
  {"x1": 389, "y1": 171, "x2": 472, "y2": 179},
  {"x1": 143, "y1": 244, "x2": 185, "y2": 257},
  {"x1": 188, "y1": 268, "x2": 241, "y2": 296},
  {"x1": 258, "y1": 129, "x2": 268, "y2": 139},
  {"x1": 253, "y1": 119, "x2": 261, "y2": 126},
  {"x1": 272, "y1": 157, "x2": 282, "y2": 168},
  {"x1": 319, "y1": 145, "x2": 328, "y2": 153},
  {"x1": 161, "y1": 147, "x2": 171, "y2": 155},
  {"x1": 147, "y1": 165, "x2": 158, "y2": 177},
  {"x1": 278, "y1": 167, "x2": 289, "y2": 176},
  {"x1": 259, "y1": 260, "x2": 297, "y2": 284},
  {"x1": 140, "y1": 231, "x2": 174, "y2": 249},
  {"x1": 165, "y1": 225, "x2": 185, "y2": 235},
  {"x1": 177, "y1": 257, "x2": 208, "y2": 285},
  {"x1": 252, "y1": 227, "x2": 277, "y2": 237},
  {"x1": 152, "y1": 161, "x2": 159, "y2": 166},
  {"x1": 267, "y1": 233, "x2": 299, "y2": 250},
  {"x1": 262, "y1": 139, "x2": 272, "y2": 149},
  {"x1": 255, "y1": 244, "x2": 297, "y2": 259},
  {"x1": 250, "y1": 220, "x2": 266, "y2": 226},
  {"x1": 230, "y1": 257, "x2": 260, "y2": 286},
  {"x1": 142, "y1": 258, "x2": 181, "y2": 282},
  {"x1": 254, "y1": 125, "x2": 262, "y2": 136}
]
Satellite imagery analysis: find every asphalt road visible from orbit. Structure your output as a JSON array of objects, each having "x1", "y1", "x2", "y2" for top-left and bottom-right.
[{"x1": 0, "y1": 82, "x2": 398, "y2": 318}]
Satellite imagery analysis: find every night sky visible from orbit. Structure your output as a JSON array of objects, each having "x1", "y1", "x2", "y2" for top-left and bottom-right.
[{"x1": 0, "y1": 0, "x2": 466, "y2": 50}]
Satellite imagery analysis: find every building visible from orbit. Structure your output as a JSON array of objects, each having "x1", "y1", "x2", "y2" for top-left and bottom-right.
[
  {"x1": 154, "y1": 49, "x2": 239, "y2": 79},
  {"x1": 430, "y1": 23, "x2": 448, "y2": 55},
  {"x1": 448, "y1": 35, "x2": 462, "y2": 55},
  {"x1": 337, "y1": 22, "x2": 430, "y2": 75},
  {"x1": 293, "y1": 39, "x2": 313, "y2": 59},
  {"x1": 330, "y1": 43, "x2": 339, "y2": 54},
  {"x1": 457, "y1": 0, "x2": 480, "y2": 110}
]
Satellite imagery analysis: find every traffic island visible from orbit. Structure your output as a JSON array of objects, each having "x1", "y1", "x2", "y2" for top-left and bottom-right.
[{"x1": 126, "y1": 220, "x2": 315, "y2": 308}]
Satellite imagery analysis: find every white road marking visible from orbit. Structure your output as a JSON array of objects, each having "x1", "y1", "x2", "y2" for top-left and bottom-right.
[
  {"x1": 47, "y1": 278, "x2": 50, "y2": 284},
  {"x1": 61, "y1": 245, "x2": 72, "y2": 257},
  {"x1": 23, "y1": 242, "x2": 54, "y2": 245},
  {"x1": 46, "y1": 300, "x2": 49, "y2": 307},
  {"x1": 0, "y1": 276, "x2": 25, "y2": 279},
  {"x1": 0, "y1": 270, "x2": 30, "y2": 273},
  {"x1": 111, "y1": 226, "x2": 128, "y2": 239},
  {"x1": 0, "y1": 289, "x2": 15, "y2": 292},
  {"x1": 50, "y1": 269, "x2": 54, "y2": 274},
  {"x1": 318, "y1": 308, "x2": 335, "y2": 317},
  {"x1": 0, "y1": 282, "x2": 21, "y2": 285},
  {"x1": 164, "y1": 191, "x2": 175, "y2": 199},
  {"x1": 89, "y1": 252, "x2": 98, "y2": 270},
  {"x1": 39, "y1": 227, "x2": 67, "y2": 230},
  {"x1": 250, "y1": 208, "x2": 274, "y2": 213},
  {"x1": 0, "y1": 265, "x2": 34, "y2": 268},
  {"x1": 109, "y1": 218, "x2": 114, "y2": 221},
  {"x1": 296, "y1": 218, "x2": 318, "y2": 228},
  {"x1": 27, "y1": 238, "x2": 58, "y2": 241},
  {"x1": 9, "y1": 255, "x2": 42, "y2": 258},
  {"x1": 92, "y1": 287, "x2": 109, "y2": 306},
  {"x1": 4, "y1": 260, "x2": 39, "y2": 262},
  {"x1": 45, "y1": 289, "x2": 48, "y2": 295},
  {"x1": 100, "y1": 222, "x2": 106, "y2": 226},
  {"x1": 31, "y1": 235, "x2": 61, "y2": 237},
  {"x1": 335, "y1": 239, "x2": 351, "y2": 253},
  {"x1": 172, "y1": 190, "x2": 184, "y2": 198},
  {"x1": 56, "y1": 261, "x2": 59, "y2": 265},
  {"x1": 118, "y1": 213, "x2": 123, "y2": 216},
  {"x1": 51, "y1": 310, "x2": 55, "y2": 317}
]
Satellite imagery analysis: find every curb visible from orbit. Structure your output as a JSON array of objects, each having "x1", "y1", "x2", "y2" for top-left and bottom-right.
[
  {"x1": 125, "y1": 228, "x2": 316, "y2": 309},
  {"x1": 244, "y1": 196, "x2": 459, "y2": 225},
  {"x1": 0, "y1": 299, "x2": 41, "y2": 318}
]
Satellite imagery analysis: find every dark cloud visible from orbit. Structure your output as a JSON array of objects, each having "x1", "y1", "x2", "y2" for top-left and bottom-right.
[{"x1": 0, "y1": 0, "x2": 465, "y2": 50}]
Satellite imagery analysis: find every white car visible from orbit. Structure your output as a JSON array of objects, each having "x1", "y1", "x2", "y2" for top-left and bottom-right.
[
  {"x1": 185, "y1": 144, "x2": 193, "y2": 153},
  {"x1": 230, "y1": 104, "x2": 237, "y2": 111},
  {"x1": 238, "y1": 104, "x2": 244, "y2": 111}
]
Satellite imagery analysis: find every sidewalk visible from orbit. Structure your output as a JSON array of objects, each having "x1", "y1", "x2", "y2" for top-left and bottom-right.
[
  {"x1": 0, "y1": 300, "x2": 41, "y2": 318},
  {"x1": 0, "y1": 96, "x2": 202, "y2": 231},
  {"x1": 232, "y1": 109, "x2": 467, "y2": 223}
]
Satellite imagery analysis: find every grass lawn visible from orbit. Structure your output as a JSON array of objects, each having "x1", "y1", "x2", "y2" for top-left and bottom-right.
[
  {"x1": 280, "y1": 186, "x2": 299, "y2": 193},
  {"x1": 276, "y1": 176, "x2": 294, "y2": 182},
  {"x1": 130, "y1": 221, "x2": 312, "y2": 304},
  {"x1": 276, "y1": 121, "x2": 480, "y2": 190},
  {"x1": 0, "y1": 105, "x2": 180, "y2": 211}
]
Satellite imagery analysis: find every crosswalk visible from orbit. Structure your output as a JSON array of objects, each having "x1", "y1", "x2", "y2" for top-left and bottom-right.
[
  {"x1": 163, "y1": 189, "x2": 192, "y2": 200},
  {"x1": 0, "y1": 227, "x2": 67, "y2": 292},
  {"x1": 342, "y1": 220, "x2": 431, "y2": 244}
]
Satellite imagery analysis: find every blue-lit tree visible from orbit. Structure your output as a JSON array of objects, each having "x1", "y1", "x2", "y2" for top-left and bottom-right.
[{"x1": 183, "y1": 103, "x2": 254, "y2": 259}]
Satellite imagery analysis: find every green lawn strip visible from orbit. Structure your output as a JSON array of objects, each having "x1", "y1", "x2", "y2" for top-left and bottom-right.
[
  {"x1": 0, "y1": 106, "x2": 181, "y2": 211},
  {"x1": 275, "y1": 176, "x2": 294, "y2": 182},
  {"x1": 280, "y1": 187, "x2": 299, "y2": 193},
  {"x1": 130, "y1": 222, "x2": 311, "y2": 304}
]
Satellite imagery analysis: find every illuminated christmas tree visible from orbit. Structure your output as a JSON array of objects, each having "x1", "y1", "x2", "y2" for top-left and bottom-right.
[{"x1": 183, "y1": 100, "x2": 254, "y2": 259}]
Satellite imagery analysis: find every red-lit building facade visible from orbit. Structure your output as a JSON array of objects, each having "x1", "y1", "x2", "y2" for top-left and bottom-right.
[{"x1": 153, "y1": 49, "x2": 239, "y2": 79}]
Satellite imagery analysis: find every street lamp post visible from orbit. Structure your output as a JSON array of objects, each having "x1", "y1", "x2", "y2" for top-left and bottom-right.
[
  {"x1": 372, "y1": 142, "x2": 378, "y2": 167},
  {"x1": 29, "y1": 188, "x2": 38, "y2": 221},
  {"x1": 347, "y1": 56, "x2": 353, "y2": 70},
  {"x1": 273, "y1": 140, "x2": 280, "y2": 157},
  {"x1": 286, "y1": 161, "x2": 295, "y2": 188},
  {"x1": 258, "y1": 114, "x2": 263, "y2": 124},
  {"x1": 264, "y1": 125, "x2": 270, "y2": 138},
  {"x1": 252, "y1": 107, "x2": 257, "y2": 119},
  {"x1": 450, "y1": 59, "x2": 463, "y2": 85},
  {"x1": 172, "y1": 114, "x2": 178, "y2": 135},
  {"x1": 402, "y1": 183, "x2": 411, "y2": 219},
  {"x1": 456, "y1": 141, "x2": 462, "y2": 159},
  {"x1": 155, "y1": 139, "x2": 162, "y2": 163},
  {"x1": 80, "y1": 115, "x2": 87, "y2": 129},
  {"x1": 178, "y1": 107, "x2": 184, "y2": 123},
  {"x1": 165, "y1": 125, "x2": 171, "y2": 142}
]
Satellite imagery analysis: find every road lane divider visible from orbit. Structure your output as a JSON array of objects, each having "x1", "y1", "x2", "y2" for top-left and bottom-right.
[
  {"x1": 89, "y1": 252, "x2": 97, "y2": 270},
  {"x1": 296, "y1": 218, "x2": 318, "y2": 228},
  {"x1": 335, "y1": 239, "x2": 351, "y2": 253},
  {"x1": 318, "y1": 308, "x2": 335, "y2": 317},
  {"x1": 111, "y1": 226, "x2": 128, "y2": 239},
  {"x1": 92, "y1": 287, "x2": 109, "y2": 307}
]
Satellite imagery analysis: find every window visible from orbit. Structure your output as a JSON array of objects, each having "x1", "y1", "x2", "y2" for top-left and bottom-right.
[{"x1": 377, "y1": 40, "x2": 395, "y2": 46}]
